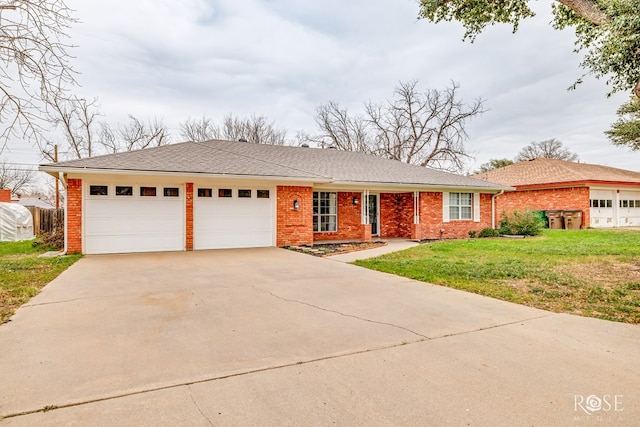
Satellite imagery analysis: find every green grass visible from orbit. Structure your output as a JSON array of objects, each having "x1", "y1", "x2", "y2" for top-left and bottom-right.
[
  {"x1": 356, "y1": 229, "x2": 640, "y2": 324},
  {"x1": 0, "y1": 240, "x2": 81, "y2": 324}
]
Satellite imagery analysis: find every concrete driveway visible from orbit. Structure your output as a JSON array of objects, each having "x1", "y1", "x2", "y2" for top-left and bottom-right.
[{"x1": 0, "y1": 248, "x2": 638, "y2": 426}]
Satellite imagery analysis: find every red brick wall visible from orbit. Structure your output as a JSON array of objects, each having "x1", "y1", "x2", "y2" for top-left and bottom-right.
[
  {"x1": 380, "y1": 193, "x2": 413, "y2": 238},
  {"x1": 0, "y1": 189, "x2": 10, "y2": 202},
  {"x1": 411, "y1": 192, "x2": 493, "y2": 239},
  {"x1": 314, "y1": 192, "x2": 363, "y2": 241},
  {"x1": 277, "y1": 186, "x2": 313, "y2": 246},
  {"x1": 495, "y1": 187, "x2": 590, "y2": 227},
  {"x1": 185, "y1": 183, "x2": 193, "y2": 250},
  {"x1": 66, "y1": 178, "x2": 83, "y2": 254}
]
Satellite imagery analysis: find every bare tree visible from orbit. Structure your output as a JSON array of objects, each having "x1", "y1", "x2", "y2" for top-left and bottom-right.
[
  {"x1": 179, "y1": 116, "x2": 220, "y2": 142},
  {"x1": 43, "y1": 95, "x2": 171, "y2": 160},
  {"x1": 0, "y1": 0, "x2": 76, "y2": 150},
  {"x1": 314, "y1": 102, "x2": 373, "y2": 152},
  {"x1": 114, "y1": 115, "x2": 170, "y2": 151},
  {"x1": 515, "y1": 138, "x2": 579, "y2": 162},
  {"x1": 43, "y1": 96, "x2": 99, "y2": 161},
  {"x1": 314, "y1": 80, "x2": 485, "y2": 172},
  {"x1": 0, "y1": 159, "x2": 35, "y2": 194},
  {"x1": 221, "y1": 114, "x2": 287, "y2": 145},
  {"x1": 179, "y1": 114, "x2": 287, "y2": 145}
]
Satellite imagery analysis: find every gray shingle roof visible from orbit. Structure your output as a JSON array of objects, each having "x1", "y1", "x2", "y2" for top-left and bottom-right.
[{"x1": 41, "y1": 140, "x2": 508, "y2": 190}]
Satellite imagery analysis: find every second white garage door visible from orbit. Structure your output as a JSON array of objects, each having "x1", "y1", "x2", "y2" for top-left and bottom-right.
[{"x1": 194, "y1": 187, "x2": 274, "y2": 250}]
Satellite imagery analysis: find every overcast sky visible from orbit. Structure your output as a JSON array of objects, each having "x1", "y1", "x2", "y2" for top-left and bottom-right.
[{"x1": 4, "y1": 0, "x2": 638, "y2": 174}]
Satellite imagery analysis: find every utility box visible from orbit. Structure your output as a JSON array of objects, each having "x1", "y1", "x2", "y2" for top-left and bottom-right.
[
  {"x1": 546, "y1": 210, "x2": 564, "y2": 229},
  {"x1": 563, "y1": 210, "x2": 583, "y2": 230}
]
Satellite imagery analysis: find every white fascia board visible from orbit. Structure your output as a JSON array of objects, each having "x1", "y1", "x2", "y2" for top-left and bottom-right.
[
  {"x1": 37, "y1": 166, "x2": 332, "y2": 185},
  {"x1": 313, "y1": 181, "x2": 512, "y2": 193}
]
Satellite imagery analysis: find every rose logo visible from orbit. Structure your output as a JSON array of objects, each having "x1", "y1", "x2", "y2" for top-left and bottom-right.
[{"x1": 585, "y1": 395, "x2": 602, "y2": 413}]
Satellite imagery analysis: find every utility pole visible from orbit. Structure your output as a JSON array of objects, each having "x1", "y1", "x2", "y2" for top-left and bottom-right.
[{"x1": 55, "y1": 144, "x2": 59, "y2": 209}]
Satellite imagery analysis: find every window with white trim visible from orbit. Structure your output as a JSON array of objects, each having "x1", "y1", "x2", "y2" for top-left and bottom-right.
[
  {"x1": 313, "y1": 192, "x2": 337, "y2": 232},
  {"x1": 449, "y1": 192, "x2": 472, "y2": 220}
]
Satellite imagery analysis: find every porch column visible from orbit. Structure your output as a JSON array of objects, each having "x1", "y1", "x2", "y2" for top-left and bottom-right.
[
  {"x1": 411, "y1": 191, "x2": 422, "y2": 241},
  {"x1": 360, "y1": 190, "x2": 372, "y2": 242},
  {"x1": 361, "y1": 189, "x2": 370, "y2": 224}
]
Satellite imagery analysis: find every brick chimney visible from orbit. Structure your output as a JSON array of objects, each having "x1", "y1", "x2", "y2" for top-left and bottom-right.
[{"x1": 0, "y1": 189, "x2": 11, "y2": 203}]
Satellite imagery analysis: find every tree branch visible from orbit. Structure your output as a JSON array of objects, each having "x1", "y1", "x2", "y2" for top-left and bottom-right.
[{"x1": 555, "y1": 0, "x2": 610, "y2": 26}]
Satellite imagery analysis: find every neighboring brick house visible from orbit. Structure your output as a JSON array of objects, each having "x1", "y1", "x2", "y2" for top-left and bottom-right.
[
  {"x1": 473, "y1": 158, "x2": 640, "y2": 228},
  {"x1": 39, "y1": 140, "x2": 509, "y2": 255}
]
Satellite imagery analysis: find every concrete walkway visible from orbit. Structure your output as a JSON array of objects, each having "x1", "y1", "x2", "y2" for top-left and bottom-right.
[
  {"x1": 326, "y1": 238, "x2": 419, "y2": 262},
  {"x1": 1, "y1": 248, "x2": 638, "y2": 426}
]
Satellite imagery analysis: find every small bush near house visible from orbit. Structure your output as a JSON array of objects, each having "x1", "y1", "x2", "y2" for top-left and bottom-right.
[
  {"x1": 468, "y1": 230, "x2": 477, "y2": 238},
  {"x1": 498, "y1": 209, "x2": 544, "y2": 236},
  {"x1": 478, "y1": 227, "x2": 500, "y2": 238}
]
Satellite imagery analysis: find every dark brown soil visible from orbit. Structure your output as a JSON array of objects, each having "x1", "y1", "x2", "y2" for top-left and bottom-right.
[{"x1": 287, "y1": 241, "x2": 387, "y2": 257}]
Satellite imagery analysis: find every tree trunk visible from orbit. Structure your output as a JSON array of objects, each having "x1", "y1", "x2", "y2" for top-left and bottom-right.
[{"x1": 555, "y1": 0, "x2": 610, "y2": 26}]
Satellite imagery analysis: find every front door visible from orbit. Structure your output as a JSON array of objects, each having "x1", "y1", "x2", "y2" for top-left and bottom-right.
[{"x1": 368, "y1": 194, "x2": 378, "y2": 235}]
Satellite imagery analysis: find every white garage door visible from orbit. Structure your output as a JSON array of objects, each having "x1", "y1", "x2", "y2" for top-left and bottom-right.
[
  {"x1": 194, "y1": 187, "x2": 274, "y2": 250},
  {"x1": 619, "y1": 191, "x2": 640, "y2": 226},
  {"x1": 84, "y1": 184, "x2": 184, "y2": 254},
  {"x1": 590, "y1": 189, "x2": 615, "y2": 228}
]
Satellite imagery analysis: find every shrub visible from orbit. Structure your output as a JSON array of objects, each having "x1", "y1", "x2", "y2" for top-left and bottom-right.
[
  {"x1": 498, "y1": 209, "x2": 544, "y2": 236},
  {"x1": 478, "y1": 227, "x2": 500, "y2": 238},
  {"x1": 468, "y1": 230, "x2": 477, "y2": 238}
]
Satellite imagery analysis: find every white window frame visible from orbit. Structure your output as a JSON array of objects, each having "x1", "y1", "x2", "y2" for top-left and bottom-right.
[
  {"x1": 443, "y1": 192, "x2": 480, "y2": 222},
  {"x1": 313, "y1": 191, "x2": 337, "y2": 232},
  {"x1": 449, "y1": 192, "x2": 473, "y2": 220}
]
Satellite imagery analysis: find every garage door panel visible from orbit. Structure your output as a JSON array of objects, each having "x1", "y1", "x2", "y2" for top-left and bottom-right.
[
  {"x1": 194, "y1": 188, "x2": 274, "y2": 250},
  {"x1": 84, "y1": 189, "x2": 184, "y2": 254}
]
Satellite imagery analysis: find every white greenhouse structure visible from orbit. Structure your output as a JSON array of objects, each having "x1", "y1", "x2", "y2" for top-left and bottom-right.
[{"x1": 0, "y1": 202, "x2": 34, "y2": 242}]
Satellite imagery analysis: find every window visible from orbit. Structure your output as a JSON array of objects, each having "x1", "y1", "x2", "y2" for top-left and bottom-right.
[
  {"x1": 115, "y1": 186, "x2": 133, "y2": 196},
  {"x1": 198, "y1": 188, "x2": 212, "y2": 198},
  {"x1": 140, "y1": 187, "x2": 156, "y2": 197},
  {"x1": 449, "y1": 192, "x2": 472, "y2": 220},
  {"x1": 89, "y1": 185, "x2": 108, "y2": 196},
  {"x1": 636, "y1": 200, "x2": 640, "y2": 208},
  {"x1": 313, "y1": 192, "x2": 337, "y2": 232},
  {"x1": 218, "y1": 189, "x2": 232, "y2": 198},
  {"x1": 238, "y1": 189, "x2": 251, "y2": 198},
  {"x1": 164, "y1": 187, "x2": 179, "y2": 197},
  {"x1": 591, "y1": 199, "x2": 613, "y2": 208},
  {"x1": 257, "y1": 190, "x2": 270, "y2": 199}
]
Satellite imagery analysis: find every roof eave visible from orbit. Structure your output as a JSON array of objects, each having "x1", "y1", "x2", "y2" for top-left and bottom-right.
[
  {"x1": 316, "y1": 180, "x2": 513, "y2": 192},
  {"x1": 38, "y1": 166, "x2": 333, "y2": 184}
]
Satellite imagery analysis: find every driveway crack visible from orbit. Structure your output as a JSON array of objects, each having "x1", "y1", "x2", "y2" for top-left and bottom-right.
[
  {"x1": 188, "y1": 385, "x2": 214, "y2": 426},
  {"x1": 264, "y1": 290, "x2": 430, "y2": 340}
]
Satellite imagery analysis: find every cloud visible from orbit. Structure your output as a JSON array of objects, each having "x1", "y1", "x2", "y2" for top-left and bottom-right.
[{"x1": 6, "y1": 0, "x2": 636, "y2": 173}]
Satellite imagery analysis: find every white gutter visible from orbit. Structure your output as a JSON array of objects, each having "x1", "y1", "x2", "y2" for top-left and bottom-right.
[
  {"x1": 58, "y1": 172, "x2": 67, "y2": 189},
  {"x1": 38, "y1": 166, "x2": 333, "y2": 184},
  {"x1": 492, "y1": 190, "x2": 505, "y2": 229}
]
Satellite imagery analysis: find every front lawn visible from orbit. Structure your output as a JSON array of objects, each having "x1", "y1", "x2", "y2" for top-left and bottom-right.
[
  {"x1": 356, "y1": 229, "x2": 640, "y2": 324},
  {"x1": 0, "y1": 241, "x2": 81, "y2": 324}
]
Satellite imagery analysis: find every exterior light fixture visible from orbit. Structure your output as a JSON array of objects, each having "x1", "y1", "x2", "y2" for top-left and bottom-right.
[
  {"x1": 353, "y1": 197, "x2": 359, "y2": 206},
  {"x1": 293, "y1": 199, "x2": 300, "y2": 211}
]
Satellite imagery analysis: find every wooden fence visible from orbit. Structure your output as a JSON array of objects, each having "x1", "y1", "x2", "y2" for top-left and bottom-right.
[{"x1": 25, "y1": 207, "x2": 64, "y2": 235}]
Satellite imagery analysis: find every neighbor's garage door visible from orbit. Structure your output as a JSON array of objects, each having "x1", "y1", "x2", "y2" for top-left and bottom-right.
[
  {"x1": 590, "y1": 189, "x2": 615, "y2": 228},
  {"x1": 618, "y1": 190, "x2": 640, "y2": 226},
  {"x1": 84, "y1": 184, "x2": 184, "y2": 254},
  {"x1": 194, "y1": 187, "x2": 274, "y2": 250}
]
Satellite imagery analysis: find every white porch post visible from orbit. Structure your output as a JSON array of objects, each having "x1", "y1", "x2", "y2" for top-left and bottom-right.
[
  {"x1": 413, "y1": 191, "x2": 420, "y2": 224},
  {"x1": 362, "y1": 189, "x2": 370, "y2": 224}
]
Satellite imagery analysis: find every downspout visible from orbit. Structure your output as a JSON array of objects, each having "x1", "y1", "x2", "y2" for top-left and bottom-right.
[
  {"x1": 59, "y1": 172, "x2": 68, "y2": 254},
  {"x1": 492, "y1": 190, "x2": 504, "y2": 229}
]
